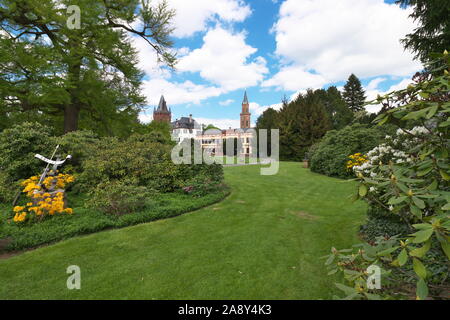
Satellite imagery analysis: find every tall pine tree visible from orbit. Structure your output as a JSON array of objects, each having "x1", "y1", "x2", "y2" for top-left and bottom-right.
[
  {"x1": 343, "y1": 74, "x2": 366, "y2": 113},
  {"x1": 397, "y1": 0, "x2": 450, "y2": 63}
]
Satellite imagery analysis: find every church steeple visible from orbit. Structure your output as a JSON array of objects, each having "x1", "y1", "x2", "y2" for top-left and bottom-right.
[
  {"x1": 243, "y1": 90, "x2": 249, "y2": 105},
  {"x1": 153, "y1": 95, "x2": 172, "y2": 123},
  {"x1": 240, "y1": 91, "x2": 251, "y2": 129}
]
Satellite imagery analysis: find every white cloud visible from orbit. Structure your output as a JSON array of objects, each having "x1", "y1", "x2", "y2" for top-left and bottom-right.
[
  {"x1": 262, "y1": 65, "x2": 327, "y2": 91},
  {"x1": 139, "y1": 111, "x2": 154, "y2": 124},
  {"x1": 219, "y1": 99, "x2": 235, "y2": 106},
  {"x1": 178, "y1": 26, "x2": 268, "y2": 91},
  {"x1": 367, "y1": 77, "x2": 388, "y2": 90},
  {"x1": 365, "y1": 77, "x2": 413, "y2": 113},
  {"x1": 142, "y1": 78, "x2": 224, "y2": 105},
  {"x1": 265, "y1": 0, "x2": 422, "y2": 91},
  {"x1": 249, "y1": 102, "x2": 283, "y2": 116},
  {"x1": 164, "y1": 0, "x2": 252, "y2": 38}
]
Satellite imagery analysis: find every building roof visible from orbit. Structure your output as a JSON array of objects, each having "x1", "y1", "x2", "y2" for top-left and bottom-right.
[
  {"x1": 172, "y1": 116, "x2": 201, "y2": 130},
  {"x1": 155, "y1": 95, "x2": 171, "y2": 114},
  {"x1": 242, "y1": 90, "x2": 249, "y2": 105}
]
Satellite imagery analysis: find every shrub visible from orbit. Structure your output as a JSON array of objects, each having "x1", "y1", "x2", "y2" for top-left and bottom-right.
[
  {"x1": 0, "y1": 122, "x2": 54, "y2": 182},
  {"x1": 87, "y1": 180, "x2": 152, "y2": 215},
  {"x1": 0, "y1": 171, "x2": 16, "y2": 204},
  {"x1": 360, "y1": 206, "x2": 413, "y2": 242},
  {"x1": 310, "y1": 124, "x2": 389, "y2": 178},
  {"x1": 326, "y1": 54, "x2": 450, "y2": 300},
  {"x1": 53, "y1": 130, "x2": 100, "y2": 174},
  {"x1": 78, "y1": 134, "x2": 224, "y2": 194},
  {"x1": 181, "y1": 169, "x2": 225, "y2": 197},
  {"x1": 77, "y1": 134, "x2": 177, "y2": 192}
]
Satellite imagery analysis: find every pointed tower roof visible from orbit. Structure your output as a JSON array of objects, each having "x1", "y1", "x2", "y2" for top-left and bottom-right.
[
  {"x1": 157, "y1": 95, "x2": 170, "y2": 113},
  {"x1": 242, "y1": 91, "x2": 249, "y2": 104}
]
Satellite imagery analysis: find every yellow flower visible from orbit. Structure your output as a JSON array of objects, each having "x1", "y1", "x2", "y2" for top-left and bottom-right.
[{"x1": 13, "y1": 206, "x2": 25, "y2": 212}]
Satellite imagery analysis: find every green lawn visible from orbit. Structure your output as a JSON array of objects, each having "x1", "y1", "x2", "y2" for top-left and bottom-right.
[{"x1": 0, "y1": 162, "x2": 366, "y2": 299}]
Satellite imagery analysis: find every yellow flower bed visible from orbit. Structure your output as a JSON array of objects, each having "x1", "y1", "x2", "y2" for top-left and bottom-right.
[
  {"x1": 346, "y1": 153, "x2": 368, "y2": 170},
  {"x1": 13, "y1": 173, "x2": 75, "y2": 224}
]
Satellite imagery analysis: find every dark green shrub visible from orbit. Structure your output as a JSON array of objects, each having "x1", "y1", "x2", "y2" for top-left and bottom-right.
[
  {"x1": 54, "y1": 130, "x2": 100, "y2": 174},
  {"x1": 309, "y1": 124, "x2": 390, "y2": 178},
  {"x1": 181, "y1": 169, "x2": 225, "y2": 197},
  {"x1": 87, "y1": 180, "x2": 152, "y2": 215},
  {"x1": 78, "y1": 134, "x2": 225, "y2": 194},
  {"x1": 360, "y1": 207, "x2": 413, "y2": 242},
  {"x1": 0, "y1": 171, "x2": 17, "y2": 203},
  {"x1": 0, "y1": 122, "x2": 54, "y2": 182}
]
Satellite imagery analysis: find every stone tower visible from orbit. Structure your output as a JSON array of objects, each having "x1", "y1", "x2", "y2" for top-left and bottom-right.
[
  {"x1": 153, "y1": 95, "x2": 172, "y2": 123},
  {"x1": 240, "y1": 91, "x2": 251, "y2": 129}
]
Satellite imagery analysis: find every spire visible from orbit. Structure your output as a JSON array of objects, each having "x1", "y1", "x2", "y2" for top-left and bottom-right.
[
  {"x1": 242, "y1": 90, "x2": 248, "y2": 105},
  {"x1": 157, "y1": 95, "x2": 169, "y2": 113}
]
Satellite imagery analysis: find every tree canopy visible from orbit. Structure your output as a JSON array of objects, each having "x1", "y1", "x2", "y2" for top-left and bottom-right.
[
  {"x1": 343, "y1": 74, "x2": 366, "y2": 113},
  {"x1": 0, "y1": 0, "x2": 176, "y2": 135},
  {"x1": 397, "y1": 0, "x2": 450, "y2": 63}
]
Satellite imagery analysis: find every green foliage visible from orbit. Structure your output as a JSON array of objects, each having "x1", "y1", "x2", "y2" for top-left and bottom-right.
[
  {"x1": 87, "y1": 180, "x2": 152, "y2": 215},
  {"x1": 78, "y1": 133, "x2": 224, "y2": 194},
  {"x1": 312, "y1": 86, "x2": 354, "y2": 130},
  {"x1": 54, "y1": 130, "x2": 100, "y2": 174},
  {"x1": 0, "y1": 171, "x2": 16, "y2": 204},
  {"x1": 181, "y1": 169, "x2": 225, "y2": 197},
  {"x1": 0, "y1": 0, "x2": 176, "y2": 133},
  {"x1": 328, "y1": 54, "x2": 450, "y2": 300},
  {"x1": 136, "y1": 120, "x2": 173, "y2": 144},
  {"x1": 0, "y1": 189, "x2": 229, "y2": 252},
  {"x1": 343, "y1": 74, "x2": 366, "y2": 112},
  {"x1": 77, "y1": 134, "x2": 175, "y2": 193},
  {"x1": 360, "y1": 206, "x2": 413, "y2": 242},
  {"x1": 397, "y1": 0, "x2": 450, "y2": 63},
  {"x1": 278, "y1": 90, "x2": 331, "y2": 161},
  {"x1": 310, "y1": 124, "x2": 386, "y2": 178},
  {"x1": 203, "y1": 124, "x2": 221, "y2": 131},
  {"x1": 0, "y1": 122, "x2": 54, "y2": 182}
]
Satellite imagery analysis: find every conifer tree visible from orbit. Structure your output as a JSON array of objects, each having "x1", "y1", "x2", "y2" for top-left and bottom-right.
[{"x1": 343, "y1": 74, "x2": 366, "y2": 113}]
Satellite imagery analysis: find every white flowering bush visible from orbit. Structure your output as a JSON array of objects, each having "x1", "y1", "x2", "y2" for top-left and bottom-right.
[{"x1": 325, "y1": 53, "x2": 450, "y2": 300}]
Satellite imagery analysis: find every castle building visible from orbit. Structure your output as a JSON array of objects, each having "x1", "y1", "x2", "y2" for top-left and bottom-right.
[
  {"x1": 157, "y1": 92, "x2": 255, "y2": 157},
  {"x1": 153, "y1": 95, "x2": 172, "y2": 123},
  {"x1": 171, "y1": 114, "x2": 202, "y2": 144},
  {"x1": 196, "y1": 92, "x2": 254, "y2": 157}
]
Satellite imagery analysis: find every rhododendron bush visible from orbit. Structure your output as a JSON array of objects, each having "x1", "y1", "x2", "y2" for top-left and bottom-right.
[{"x1": 325, "y1": 53, "x2": 450, "y2": 300}]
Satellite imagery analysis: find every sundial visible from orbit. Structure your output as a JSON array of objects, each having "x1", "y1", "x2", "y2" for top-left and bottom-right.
[
  {"x1": 35, "y1": 145, "x2": 72, "y2": 186},
  {"x1": 12, "y1": 145, "x2": 72, "y2": 206}
]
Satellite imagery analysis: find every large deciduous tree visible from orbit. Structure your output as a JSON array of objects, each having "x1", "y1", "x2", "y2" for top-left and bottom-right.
[
  {"x1": 0, "y1": 0, "x2": 176, "y2": 134},
  {"x1": 343, "y1": 74, "x2": 366, "y2": 113}
]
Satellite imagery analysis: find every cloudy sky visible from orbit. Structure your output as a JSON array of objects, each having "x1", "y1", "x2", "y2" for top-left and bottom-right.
[{"x1": 136, "y1": 0, "x2": 422, "y2": 129}]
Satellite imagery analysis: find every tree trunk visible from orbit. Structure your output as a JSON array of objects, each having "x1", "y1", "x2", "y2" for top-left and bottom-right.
[
  {"x1": 65, "y1": 47, "x2": 82, "y2": 133},
  {"x1": 64, "y1": 104, "x2": 80, "y2": 133}
]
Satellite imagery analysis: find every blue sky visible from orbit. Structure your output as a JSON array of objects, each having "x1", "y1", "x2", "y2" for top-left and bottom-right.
[{"x1": 136, "y1": 0, "x2": 422, "y2": 129}]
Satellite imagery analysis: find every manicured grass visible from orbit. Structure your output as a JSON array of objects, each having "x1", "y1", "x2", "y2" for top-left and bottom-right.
[
  {"x1": 0, "y1": 190, "x2": 229, "y2": 252},
  {"x1": 0, "y1": 162, "x2": 366, "y2": 299}
]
